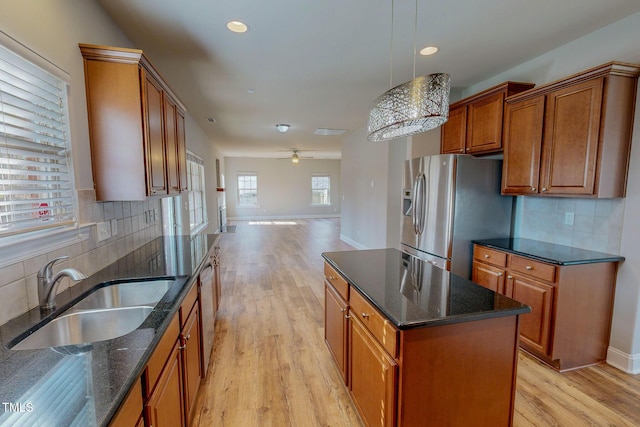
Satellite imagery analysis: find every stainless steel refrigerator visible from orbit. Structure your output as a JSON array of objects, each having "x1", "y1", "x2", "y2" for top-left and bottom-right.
[{"x1": 400, "y1": 154, "x2": 513, "y2": 279}]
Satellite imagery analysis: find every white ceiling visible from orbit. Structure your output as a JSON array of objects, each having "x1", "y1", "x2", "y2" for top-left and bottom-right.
[{"x1": 96, "y1": 0, "x2": 640, "y2": 160}]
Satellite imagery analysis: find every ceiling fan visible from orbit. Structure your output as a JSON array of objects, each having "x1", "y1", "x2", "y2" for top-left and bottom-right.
[{"x1": 278, "y1": 149, "x2": 314, "y2": 164}]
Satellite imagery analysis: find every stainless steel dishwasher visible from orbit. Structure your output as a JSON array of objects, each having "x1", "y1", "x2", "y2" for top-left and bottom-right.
[{"x1": 199, "y1": 257, "x2": 216, "y2": 376}]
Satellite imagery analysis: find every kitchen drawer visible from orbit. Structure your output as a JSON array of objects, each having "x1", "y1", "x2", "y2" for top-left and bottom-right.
[
  {"x1": 473, "y1": 245, "x2": 507, "y2": 267},
  {"x1": 509, "y1": 255, "x2": 556, "y2": 283},
  {"x1": 349, "y1": 288, "x2": 398, "y2": 358},
  {"x1": 144, "y1": 314, "x2": 180, "y2": 396},
  {"x1": 180, "y1": 282, "x2": 198, "y2": 327},
  {"x1": 324, "y1": 262, "x2": 349, "y2": 301}
]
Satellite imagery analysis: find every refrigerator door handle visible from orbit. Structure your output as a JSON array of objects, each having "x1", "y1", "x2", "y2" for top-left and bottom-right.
[
  {"x1": 412, "y1": 173, "x2": 421, "y2": 234},
  {"x1": 417, "y1": 173, "x2": 427, "y2": 235}
]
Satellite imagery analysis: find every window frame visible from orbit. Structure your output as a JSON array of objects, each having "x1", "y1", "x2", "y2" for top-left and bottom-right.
[
  {"x1": 186, "y1": 150, "x2": 207, "y2": 233},
  {"x1": 0, "y1": 31, "x2": 78, "y2": 240},
  {"x1": 237, "y1": 172, "x2": 258, "y2": 207},
  {"x1": 311, "y1": 173, "x2": 331, "y2": 206}
]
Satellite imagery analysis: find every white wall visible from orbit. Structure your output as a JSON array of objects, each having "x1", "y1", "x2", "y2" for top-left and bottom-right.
[
  {"x1": 340, "y1": 11, "x2": 640, "y2": 372},
  {"x1": 0, "y1": 0, "x2": 222, "y2": 324},
  {"x1": 461, "y1": 10, "x2": 640, "y2": 373},
  {"x1": 224, "y1": 157, "x2": 341, "y2": 220}
]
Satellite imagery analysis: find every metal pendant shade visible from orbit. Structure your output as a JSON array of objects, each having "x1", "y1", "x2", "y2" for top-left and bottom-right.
[
  {"x1": 367, "y1": 73, "x2": 451, "y2": 142},
  {"x1": 367, "y1": 0, "x2": 451, "y2": 142}
]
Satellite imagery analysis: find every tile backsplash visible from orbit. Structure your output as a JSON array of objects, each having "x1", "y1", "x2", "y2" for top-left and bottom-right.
[
  {"x1": 0, "y1": 190, "x2": 163, "y2": 325},
  {"x1": 514, "y1": 196, "x2": 625, "y2": 254}
]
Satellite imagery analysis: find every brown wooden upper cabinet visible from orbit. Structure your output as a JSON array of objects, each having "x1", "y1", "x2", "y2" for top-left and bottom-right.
[
  {"x1": 502, "y1": 62, "x2": 640, "y2": 197},
  {"x1": 441, "y1": 81, "x2": 534, "y2": 155},
  {"x1": 80, "y1": 44, "x2": 188, "y2": 200}
]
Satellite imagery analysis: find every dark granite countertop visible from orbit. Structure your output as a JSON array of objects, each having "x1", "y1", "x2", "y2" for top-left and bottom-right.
[
  {"x1": 472, "y1": 238, "x2": 625, "y2": 265},
  {"x1": 322, "y1": 249, "x2": 530, "y2": 330},
  {"x1": 0, "y1": 233, "x2": 219, "y2": 427}
]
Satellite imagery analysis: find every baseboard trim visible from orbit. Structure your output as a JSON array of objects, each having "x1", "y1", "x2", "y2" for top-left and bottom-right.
[
  {"x1": 227, "y1": 214, "x2": 340, "y2": 221},
  {"x1": 606, "y1": 346, "x2": 640, "y2": 374},
  {"x1": 339, "y1": 234, "x2": 368, "y2": 250}
]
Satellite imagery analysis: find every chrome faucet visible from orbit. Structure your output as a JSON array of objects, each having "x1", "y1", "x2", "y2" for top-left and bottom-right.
[{"x1": 37, "y1": 256, "x2": 87, "y2": 312}]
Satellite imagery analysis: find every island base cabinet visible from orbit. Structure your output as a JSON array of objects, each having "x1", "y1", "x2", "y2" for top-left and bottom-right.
[
  {"x1": 349, "y1": 315, "x2": 397, "y2": 427},
  {"x1": 397, "y1": 316, "x2": 520, "y2": 427},
  {"x1": 325, "y1": 282, "x2": 349, "y2": 384}
]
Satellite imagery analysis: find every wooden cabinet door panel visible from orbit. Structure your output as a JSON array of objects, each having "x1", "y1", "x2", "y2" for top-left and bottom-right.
[
  {"x1": 511, "y1": 275, "x2": 554, "y2": 356},
  {"x1": 502, "y1": 95, "x2": 545, "y2": 195},
  {"x1": 146, "y1": 341, "x2": 185, "y2": 427},
  {"x1": 467, "y1": 92, "x2": 504, "y2": 153},
  {"x1": 164, "y1": 95, "x2": 180, "y2": 194},
  {"x1": 177, "y1": 111, "x2": 188, "y2": 191},
  {"x1": 349, "y1": 316, "x2": 397, "y2": 427},
  {"x1": 182, "y1": 304, "x2": 202, "y2": 423},
  {"x1": 540, "y1": 78, "x2": 604, "y2": 195},
  {"x1": 471, "y1": 262, "x2": 506, "y2": 294},
  {"x1": 440, "y1": 106, "x2": 467, "y2": 154},
  {"x1": 325, "y1": 282, "x2": 348, "y2": 383},
  {"x1": 143, "y1": 71, "x2": 167, "y2": 196}
]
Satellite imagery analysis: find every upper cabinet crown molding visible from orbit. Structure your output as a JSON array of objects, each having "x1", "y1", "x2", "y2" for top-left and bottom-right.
[
  {"x1": 502, "y1": 61, "x2": 640, "y2": 198},
  {"x1": 80, "y1": 44, "x2": 188, "y2": 201},
  {"x1": 441, "y1": 81, "x2": 535, "y2": 155}
]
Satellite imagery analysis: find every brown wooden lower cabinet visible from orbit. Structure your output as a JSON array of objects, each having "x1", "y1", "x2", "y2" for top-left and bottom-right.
[
  {"x1": 109, "y1": 378, "x2": 144, "y2": 426},
  {"x1": 142, "y1": 282, "x2": 204, "y2": 427},
  {"x1": 182, "y1": 302, "x2": 203, "y2": 422},
  {"x1": 324, "y1": 282, "x2": 349, "y2": 384},
  {"x1": 323, "y1": 261, "x2": 521, "y2": 426},
  {"x1": 472, "y1": 244, "x2": 618, "y2": 370},
  {"x1": 349, "y1": 314, "x2": 397, "y2": 427},
  {"x1": 146, "y1": 340, "x2": 185, "y2": 427}
]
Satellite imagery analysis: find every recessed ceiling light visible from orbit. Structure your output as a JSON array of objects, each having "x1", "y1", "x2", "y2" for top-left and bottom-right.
[
  {"x1": 276, "y1": 124, "x2": 290, "y2": 133},
  {"x1": 314, "y1": 128, "x2": 347, "y2": 136},
  {"x1": 227, "y1": 20, "x2": 249, "y2": 33},
  {"x1": 420, "y1": 46, "x2": 439, "y2": 56}
]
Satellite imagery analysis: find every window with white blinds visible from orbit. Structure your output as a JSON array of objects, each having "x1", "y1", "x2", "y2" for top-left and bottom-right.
[
  {"x1": 187, "y1": 151, "x2": 207, "y2": 231},
  {"x1": 0, "y1": 43, "x2": 75, "y2": 237}
]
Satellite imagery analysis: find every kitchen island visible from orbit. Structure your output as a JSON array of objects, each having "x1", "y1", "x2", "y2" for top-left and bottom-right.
[
  {"x1": 0, "y1": 233, "x2": 219, "y2": 427},
  {"x1": 322, "y1": 248, "x2": 530, "y2": 427}
]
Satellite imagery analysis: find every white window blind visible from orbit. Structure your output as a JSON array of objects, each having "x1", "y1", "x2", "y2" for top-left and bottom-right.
[
  {"x1": 187, "y1": 151, "x2": 207, "y2": 231},
  {"x1": 311, "y1": 173, "x2": 330, "y2": 205},
  {"x1": 0, "y1": 43, "x2": 75, "y2": 236}
]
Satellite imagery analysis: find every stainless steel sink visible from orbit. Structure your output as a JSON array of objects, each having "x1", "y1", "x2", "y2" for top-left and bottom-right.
[
  {"x1": 10, "y1": 306, "x2": 154, "y2": 350},
  {"x1": 72, "y1": 279, "x2": 174, "y2": 310},
  {"x1": 9, "y1": 278, "x2": 177, "y2": 350}
]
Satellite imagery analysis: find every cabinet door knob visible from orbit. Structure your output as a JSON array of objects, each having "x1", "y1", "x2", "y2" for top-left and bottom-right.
[
  {"x1": 531, "y1": 187, "x2": 536, "y2": 192},
  {"x1": 507, "y1": 275, "x2": 513, "y2": 279},
  {"x1": 525, "y1": 265, "x2": 533, "y2": 270},
  {"x1": 340, "y1": 308, "x2": 345, "y2": 313},
  {"x1": 328, "y1": 275, "x2": 337, "y2": 281},
  {"x1": 345, "y1": 314, "x2": 351, "y2": 319},
  {"x1": 465, "y1": 148, "x2": 470, "y2": 152},
  {"x1": 484, "y1": 254, "x2": 490, "y2": 258},
  {"x1": 541, "y1": 187, "x2": 547, "y2": 192},
  {"x1": 497, "y1": 272, "x2": 504, "y2": 277},
  {"x1": 361, "y1": 313, "x2": 370, "y2": 319}
]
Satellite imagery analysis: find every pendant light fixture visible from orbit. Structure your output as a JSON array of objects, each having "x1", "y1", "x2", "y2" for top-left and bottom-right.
[{"x1": 367, "y1": 0, "x2": 450, "y2": 142}]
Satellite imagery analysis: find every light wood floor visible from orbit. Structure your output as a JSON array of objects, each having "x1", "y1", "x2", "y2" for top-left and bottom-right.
[{"x1": 192, "y1": 218, "x2": 640, "y2": 426}]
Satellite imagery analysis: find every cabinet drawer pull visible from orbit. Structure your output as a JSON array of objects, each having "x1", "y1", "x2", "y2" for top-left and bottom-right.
[
  {"x1": 361, "y1": 313, "x2": 370, "y2": 319},
  {"x1": 525, "y1": 265, "x2": 533, "y2": 270},
  {"x1": 328, "y1": 275, "x2": 337, "y2": 281},
  {"x1": 484, "y1": 254, "x2": 490, "y2": 258}
]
